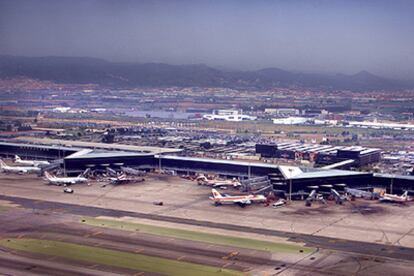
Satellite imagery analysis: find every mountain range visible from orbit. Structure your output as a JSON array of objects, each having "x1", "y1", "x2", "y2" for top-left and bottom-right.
[{"x1": 0, "y1": 55, "x2": 410, "y2": 91}]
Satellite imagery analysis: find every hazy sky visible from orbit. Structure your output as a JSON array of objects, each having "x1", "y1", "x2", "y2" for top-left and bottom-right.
[{"x1": 1, "y1": 0, "x2": 414, "y2": 79}]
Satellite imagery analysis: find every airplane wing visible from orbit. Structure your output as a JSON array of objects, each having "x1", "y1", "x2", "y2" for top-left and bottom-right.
[{"x1": 234, "y1": 199, "x2": 251, "y2": 205}]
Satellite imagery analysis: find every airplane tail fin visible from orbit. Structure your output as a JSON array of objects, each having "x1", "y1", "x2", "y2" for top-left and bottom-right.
[
  {"x1": 44, "y1": 171, "x2": 54, "y2": 180},
  {"x1": 402, "y1": 191, "x2": 408, "y2": 198},
  {"x1": 0, "y1": 159, "x2": 6, "y2": 168},
  {"x1": 14, "y1": 155, "x2": 21, "y2": 162},
  {"x1": 197, "y1": 175, "x2": 208, "y2": 184},
  {"x1": 211, "y1": 189, "x2": 223, "y2": 199}
]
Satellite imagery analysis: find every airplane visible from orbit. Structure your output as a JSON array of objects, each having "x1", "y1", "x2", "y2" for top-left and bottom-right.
[
  {"x1": 0, "y1": 159, "x2": 41, "y2": 174},
  {"x1": 197, "y1": 175, "x2": 241, "y2": 188},
  {"x1": 345, "y1": 188, "x2": 379, "y2": 200},
  {"x1": 209, "y1": 188, "x2": 266, "y2": 208},
  {"x1": 120, "y1": 166, "x2": 146, "y2": 176},
  {"x1": 379, "y1": 191, "x2": 411, "y2": 203},
  {"x1": 14, "y1": 155, "x2": 50, "y2": 167},
  {"x1": 44, "y1": 171, "x2": 88, "y2": 186},
  {"x1": 109, "y1": 173, "x2": 144, "y2": 185}
]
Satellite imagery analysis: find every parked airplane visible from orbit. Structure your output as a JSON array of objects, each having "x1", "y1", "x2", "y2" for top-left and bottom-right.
[
  {"x1": 121, "y1": 166, "x2": 146, "y2": 176},
  {"x1": 14, "y1": 155, "x2": 50, "y2": 167},
  {"x1": 109, "y1": 173, "x2": 144, "y2": 185},
  {"x1": 0, "y1": 159, "x2": 41, "y2": 174},
  {"x1": 197, "y1": 175, "x2": 241, "y2": 188},
  {"x1": 209, "y1": 188, "x2": 266, "y2": 207},
  {"x1": 379, "y1": 191, "x2": 411, "y2": 203},
  {"x1": 44, "y1": 171, "x2": 87, "y2": 186},
  {"x1": 345, "y1": 188, "x2": 379, "y2": 200}
]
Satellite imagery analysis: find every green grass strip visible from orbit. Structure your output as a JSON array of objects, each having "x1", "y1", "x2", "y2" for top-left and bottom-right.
[
  {"x1": 0, "y1": 238, "x2": 244, "y2": 276},
  {"x1": 81, "y1": 217, "x2": 313, "y2": 254}
]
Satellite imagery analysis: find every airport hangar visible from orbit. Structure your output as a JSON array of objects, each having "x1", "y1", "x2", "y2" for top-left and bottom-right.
[{"x1": 0, "y1": 140, "x2": 413, "y2": 195}]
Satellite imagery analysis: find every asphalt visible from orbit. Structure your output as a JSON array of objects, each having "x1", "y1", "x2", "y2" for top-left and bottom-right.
[{"x1": 1, "y1": 194, "x2": 414, "y2": 262}]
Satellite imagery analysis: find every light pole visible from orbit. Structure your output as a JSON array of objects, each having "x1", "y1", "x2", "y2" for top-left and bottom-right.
[
  {"x1": 158, "y1": 154, "x2": 162, "y2": 173},
  {"x1": 248, "y1": 163, "x2": 251, "y2": 179},
  {"x1": 288, "y1": 168, "x2": 293, "y2": 202}
]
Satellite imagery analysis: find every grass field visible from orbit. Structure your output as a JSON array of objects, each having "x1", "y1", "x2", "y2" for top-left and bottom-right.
[
  {"x1": 0, "y1": 238, "x2": 244, "y2": 276},
  {"x1": 81, "y1": 217, "x2": 314, "y2": 254}
]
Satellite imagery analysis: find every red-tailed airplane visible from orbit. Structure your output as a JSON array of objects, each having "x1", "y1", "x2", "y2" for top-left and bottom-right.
[
  {"x1": 14, "y1": 155, "x2": 50, "y2": 167},
  {"x1": 209, "y1": 188, "x2": 266, "y2": 208},
  {"x1": 197, "y1": 175, "x2": 241, "y2": 188},
  {"x1": 109, "y1": 173, "x2": 144, "y2": 185},
  {"x1": 379, "y1": 191, "x2": 411, "y2": 203},
  {"x1": 44, "y1": 171, "x2": 88, "y2": 186}
]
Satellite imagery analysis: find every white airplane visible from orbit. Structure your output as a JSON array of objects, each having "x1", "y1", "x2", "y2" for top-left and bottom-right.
[
  {"x1": 0, "y1": 159, "x2": 41, "y2": 174},
  {"x1": 44, "y1": 171, "x2": 87, "y2": 186},
  {"x1": 209, "y1": 188, "x2": 266, "y2": 208},
  {"x1": 109, "y1": 173, "x2": 144, "y2": 185},
  {"x1": 14, "y1": 155, "x2": 50, "y2": 167},
  {"x1": 379, "y1": 191, "x2": 411, "y2": 203},
  {"x1": 197, "y1": 175, "x2": 241, "y2": 188}
]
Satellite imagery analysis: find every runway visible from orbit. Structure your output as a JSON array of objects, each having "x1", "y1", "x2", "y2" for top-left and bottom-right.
[{"x1": 1, "y1": 194, "x2": 414, "y2": 262}]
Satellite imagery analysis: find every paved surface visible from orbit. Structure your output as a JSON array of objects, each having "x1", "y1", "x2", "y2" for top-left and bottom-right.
[
  {"x1": 0, "y1": 206, "x2": 297, "y2": 275},
  {"x1": 1, "y1": 194, "x2": 414, "y2": 262},
  {"x1": 1, "y1": 173, "x2": 413, "y2": 248},
  {"x1": 2, "y1": 173, "x2": 414, "y2": 275}
]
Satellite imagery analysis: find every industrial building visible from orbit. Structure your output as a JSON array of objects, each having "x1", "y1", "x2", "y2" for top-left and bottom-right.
[{"x1": 256, "y1": 143, "x2": 381, "y2": 168}]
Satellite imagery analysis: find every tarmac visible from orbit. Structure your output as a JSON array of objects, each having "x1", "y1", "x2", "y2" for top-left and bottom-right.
[{"x1": 1, "y1": 172, "x2": 414, "y2": 275}]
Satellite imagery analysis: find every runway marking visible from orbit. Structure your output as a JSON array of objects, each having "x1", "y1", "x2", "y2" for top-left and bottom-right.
[
  {"x1": 177, "y1": 255, "x2": 186, "y2": 261},
  {"x1": 222, "y1": 262, "x2": 232, "y2": 268},
  {"x1": 135, "y1": 249, "x2": 144, "y2": 254},
  {"x1": 48, "y1": 256, "x2": 57, "y2": 261},
  {"x1": 89, "y1": 264, "x2": 99, "y2": 269},
  {"x1": 83, "y1": 234, "x2": 90, "y2": 238},
  {"x1": 134, "y1": 272, "x2": 144, "y2": 276},
  {"x1": 17, "y1": 234, "x2": 25, "y2": 239}
]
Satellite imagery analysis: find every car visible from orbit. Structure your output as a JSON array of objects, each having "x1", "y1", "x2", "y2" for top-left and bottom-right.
[
  {"x1": 272, "y1": 199, "x2": 286, "y2": 208},
  {"x1": 63, "y1": 188, "x2": 74, "y2": 193}
]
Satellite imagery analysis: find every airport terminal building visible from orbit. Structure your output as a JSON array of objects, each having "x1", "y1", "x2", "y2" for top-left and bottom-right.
[{"x1": 1, "y1": 140, "x2": 413, "y2": 195}]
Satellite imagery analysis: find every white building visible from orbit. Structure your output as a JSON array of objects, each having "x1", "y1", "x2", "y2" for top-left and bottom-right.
[
  {"x1": 52, "y1": 107, "x2": 71, "y2": 113},
  {"x1": 203, "y1": 109, "x2": 256, "y2": 122},
  {"x1": 348, "y1": 121, "x2": 414, "y2": 130},
  {"x1": 265, "y1": 108, "x2": 300, "y2": 116},
  {"x1": 272, "y1": 117, "x2": 310, "y2": 125}
]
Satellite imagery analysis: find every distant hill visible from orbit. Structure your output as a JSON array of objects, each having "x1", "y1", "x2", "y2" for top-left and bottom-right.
[{"x1": 0, "y1": 55, "x2": 409, "y2": 91}]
